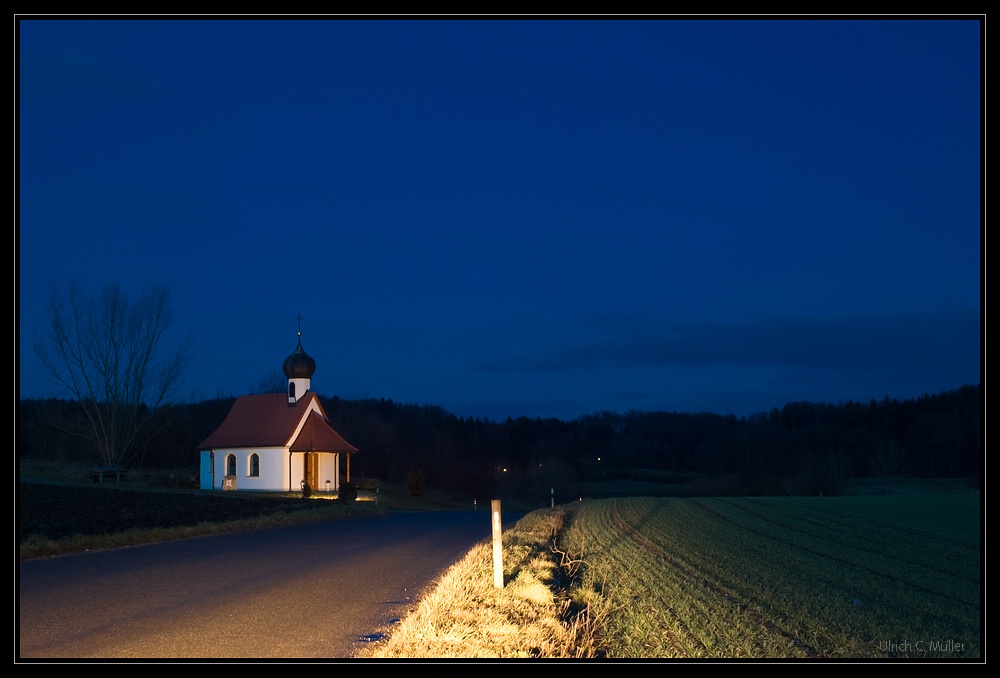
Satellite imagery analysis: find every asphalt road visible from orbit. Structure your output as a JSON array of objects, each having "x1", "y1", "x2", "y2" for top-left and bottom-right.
[{"x1": 18, "y1": 510, "x2": 512, "y2": 661}]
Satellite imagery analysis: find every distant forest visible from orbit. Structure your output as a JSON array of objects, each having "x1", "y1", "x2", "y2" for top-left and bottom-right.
[{"x1": 18, "y1": 383, "x2": 981, "y2": 499}]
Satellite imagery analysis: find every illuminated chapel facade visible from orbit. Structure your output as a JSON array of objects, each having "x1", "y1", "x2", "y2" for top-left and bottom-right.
[{"x1": 198, "y1": 330, "x2": 357, "y2": 492}]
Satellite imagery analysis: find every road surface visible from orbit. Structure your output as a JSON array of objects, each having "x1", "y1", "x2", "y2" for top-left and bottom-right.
[{"x1": 18, "y1": 510, "x2": 511, "y2": 661}]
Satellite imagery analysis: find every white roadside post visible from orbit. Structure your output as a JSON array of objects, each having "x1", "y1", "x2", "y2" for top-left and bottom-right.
[{"x1": 492, "y1": 499, "x2": 503, "y2": 589}]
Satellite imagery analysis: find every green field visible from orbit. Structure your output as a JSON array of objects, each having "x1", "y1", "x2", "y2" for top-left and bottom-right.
[{"x1": 556, "y1": 494, "x2": 981, "y2": 659}]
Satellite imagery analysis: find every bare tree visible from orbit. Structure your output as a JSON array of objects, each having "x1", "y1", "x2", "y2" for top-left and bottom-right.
[
  {"x1": 31, "y1": 282, "x2": 194, "y2": 468},
  {"x1": 248, "y1": 369, "x2": 287, "y2": 395},
  {"x1": 871, "y1": 436, "x2": 905, "y2": 478}
]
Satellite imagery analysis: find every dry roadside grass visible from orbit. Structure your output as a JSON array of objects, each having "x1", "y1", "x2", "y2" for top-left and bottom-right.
[{"x1": 357, "y1": 506, "x2": 606, "y2": 660}]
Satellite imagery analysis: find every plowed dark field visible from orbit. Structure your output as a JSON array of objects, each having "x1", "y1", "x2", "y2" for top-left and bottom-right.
[{"x1": 18, "y1": 482, "x2": 326, "y2": 543}]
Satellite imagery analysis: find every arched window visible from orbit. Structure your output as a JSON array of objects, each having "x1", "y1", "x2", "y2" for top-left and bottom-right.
[
  {"x1": 249, "y1": 453, "x2": 260, "y2": 477},
  {"x1": 226, "y1": 454, "x2": 236, "y2": 476},
  {"x1": 288, "y1": 382, "x2": 296, "y2": 399}
]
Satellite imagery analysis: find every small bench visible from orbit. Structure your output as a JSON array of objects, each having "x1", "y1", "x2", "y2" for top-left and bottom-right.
[{"x1": 90, "y1": 465, "x2": 127, "y2": 482}]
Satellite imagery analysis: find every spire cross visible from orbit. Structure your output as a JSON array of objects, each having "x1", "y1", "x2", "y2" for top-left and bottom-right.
[{"x1": 295, "y1": 312, "x2": 303, "y2": 337}]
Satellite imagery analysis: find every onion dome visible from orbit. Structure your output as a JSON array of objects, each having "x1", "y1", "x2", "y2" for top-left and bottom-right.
[{"x1": 282, "y1": 337, "x2": 316, "y2": 379}]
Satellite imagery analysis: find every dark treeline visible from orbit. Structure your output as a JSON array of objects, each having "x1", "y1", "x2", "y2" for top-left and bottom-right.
[{"x1": 18, "y1": 383, "x2": 981, "y2": 499}]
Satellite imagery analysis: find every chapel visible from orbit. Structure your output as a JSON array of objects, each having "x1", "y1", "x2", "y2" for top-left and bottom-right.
[{"x1": 198, "y1": 325, "x2": 358, "y2": 492}]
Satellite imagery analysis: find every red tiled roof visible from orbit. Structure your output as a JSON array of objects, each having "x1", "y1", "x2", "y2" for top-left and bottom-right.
[
  {"x1": 197, "y1": 392, "x2": 357, "y2": 453},
  {"x1": 290, "y1": 410, "x2": 359, "y2": 453}
]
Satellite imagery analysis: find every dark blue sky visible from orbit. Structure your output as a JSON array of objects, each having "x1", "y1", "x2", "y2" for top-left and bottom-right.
[{"x1": 17, "y1": 17, "x2": 983, "y2": 422}]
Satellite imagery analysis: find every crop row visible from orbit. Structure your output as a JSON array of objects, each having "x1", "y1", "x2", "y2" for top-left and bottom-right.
[{"x1": 558, "y1": 495, "x2": 980, "y2": 659}]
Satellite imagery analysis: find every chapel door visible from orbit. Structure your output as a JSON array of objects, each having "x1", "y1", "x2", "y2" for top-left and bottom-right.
[{"x1": 304, "y1": 453, "x2": 319, "y2": 491}]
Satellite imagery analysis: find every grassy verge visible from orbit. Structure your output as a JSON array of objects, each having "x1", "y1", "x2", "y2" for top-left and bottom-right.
[{"x1": 358, "y1": 507, "x2": 605, "y2": 659}]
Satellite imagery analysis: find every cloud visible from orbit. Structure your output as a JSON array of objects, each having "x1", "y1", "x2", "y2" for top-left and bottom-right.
[{"x1": 473, "y1": 309, "x2": 980, "y2": 376}]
